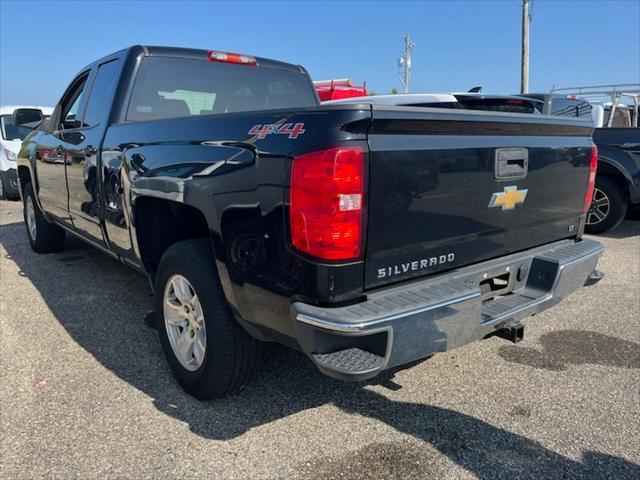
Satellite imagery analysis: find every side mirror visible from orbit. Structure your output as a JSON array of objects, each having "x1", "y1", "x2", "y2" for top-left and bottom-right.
[{"x1": 12, "y1": 108, "x2": 44, "y2": 128}]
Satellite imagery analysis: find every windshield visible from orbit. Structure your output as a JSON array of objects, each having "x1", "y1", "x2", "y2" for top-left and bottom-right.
[{"x1": 0, "y1": 114, "x2": 35, "y2": 141}]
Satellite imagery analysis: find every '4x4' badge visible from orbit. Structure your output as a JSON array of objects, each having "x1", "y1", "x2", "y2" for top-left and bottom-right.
[{"x1": 248, "y1": 123, "x2": 305, "y2": 140}]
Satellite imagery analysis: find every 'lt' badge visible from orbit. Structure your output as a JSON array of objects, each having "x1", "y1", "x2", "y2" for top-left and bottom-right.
[{"x1": 488, "y1": 186, "x2": 528, "y2": 211}]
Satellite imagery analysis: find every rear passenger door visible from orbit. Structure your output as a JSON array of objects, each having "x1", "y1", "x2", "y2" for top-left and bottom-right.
[{"x1": 62, "y1": 57, "x2": 122, "y2": 247}]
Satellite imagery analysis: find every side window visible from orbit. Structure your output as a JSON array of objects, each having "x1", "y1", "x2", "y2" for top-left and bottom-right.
[
  {"x1": 59, "y1": 73, "x2": 89, "y2": 130},
  {"x1": 83, "y1": 59, "x2": 121, "y2": 127}
]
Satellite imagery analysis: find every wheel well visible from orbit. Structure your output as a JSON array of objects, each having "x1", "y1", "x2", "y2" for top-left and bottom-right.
[
  {"x1": 596, "y1": 163, "x2": 628, "y2": 199},
  {"x1": 220, "y1": 207, "x2": 262, "y2": 240},
  {"x1": 597, "y1": 160, "x2": 624, "y2": 178},
  {"x1": 134, "y1": 197, "x2": 210, "y2": 275}
]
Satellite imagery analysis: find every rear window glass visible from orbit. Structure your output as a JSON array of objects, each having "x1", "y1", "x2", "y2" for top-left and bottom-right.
[
  {"x1": 549, "y1": 98, "x2": 592, "y2": 118},
  {"x1": 126, "y1": 57, "x2": 317, "y2": 122},
  {"x1": 407, "y1": 102, "x2": 462, "y2": 109},
  {"x1": 454, "y1": 96, "x2": 537, "y2": 114}
]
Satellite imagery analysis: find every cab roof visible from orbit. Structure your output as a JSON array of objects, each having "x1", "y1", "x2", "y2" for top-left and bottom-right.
[{"x1": 88, "y1": 45, "x2": 305, "y2": 74}]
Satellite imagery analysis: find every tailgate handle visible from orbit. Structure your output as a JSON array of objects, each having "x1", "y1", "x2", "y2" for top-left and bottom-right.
[{"x1": 495, "y1": 148, "x2": 528, "y2": 179}]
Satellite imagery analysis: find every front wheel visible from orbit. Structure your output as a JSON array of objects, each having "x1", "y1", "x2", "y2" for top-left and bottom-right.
[
  {"x1": 585, "y1": 176, "x2": 627, "y2": 234},
  {"x1": 154, "y1": 239, "x2": 256, "y2": 399},
  {"x1": 22, "y1": 182, "x2": 65, "y2": 253}
]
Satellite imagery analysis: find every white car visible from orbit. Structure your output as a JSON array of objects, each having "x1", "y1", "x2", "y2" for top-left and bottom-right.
[
  {"x1": 324, "y1": 92, "x2": 460, "y2": 106},
  {"x1": 1, "y1": 105, "x2": 54, "y2": 199},
  {"x1": 323, "y1": 92, "x2": 543, "y2": 113}
]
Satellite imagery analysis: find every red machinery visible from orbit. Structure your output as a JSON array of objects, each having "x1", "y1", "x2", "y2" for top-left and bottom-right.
[{"x1": 314, "y1": 78, "x2": 368, "y2": 101}]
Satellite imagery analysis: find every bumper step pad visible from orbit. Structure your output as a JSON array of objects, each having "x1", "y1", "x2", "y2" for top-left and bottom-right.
[
  {"x1": 312, "y1": 348, "x2": 384, "y2": 376},
  {"x1": 481, "y1": 291, "x2": 544, "y2": 322}
]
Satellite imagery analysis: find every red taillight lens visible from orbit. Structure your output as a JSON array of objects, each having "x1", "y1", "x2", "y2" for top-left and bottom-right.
[
  {"x1": 208, "y1": 50, "x2": 258, "y2": 66},
  {"x1": 290, "y1": 146, "x2": 364, "y2": 260},
  {"x1": 583, "y1": 145, "x2": 598, "y2": 213}
]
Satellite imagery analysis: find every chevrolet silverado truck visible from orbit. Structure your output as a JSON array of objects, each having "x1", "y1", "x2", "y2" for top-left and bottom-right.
[{"x1": 15, "y1": 46, "x2": 604, "y2": 399}]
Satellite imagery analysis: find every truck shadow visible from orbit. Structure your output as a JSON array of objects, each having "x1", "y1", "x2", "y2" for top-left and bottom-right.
[
  {"x1": 2, "y1": 219, "x2": 639, "y2": 480},
  {"x1": 594, "y1": 218, "x2": 640, "y2": 239}
]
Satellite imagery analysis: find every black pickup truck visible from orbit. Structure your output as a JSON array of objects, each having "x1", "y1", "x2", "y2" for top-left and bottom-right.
[
  {"x1": 587, "y1": 127, "x2": 640, "y2": 232},
  {"x1": 520, "y1": 93, "x2": 640, "y2": 232},
  {"x1": 15, "y1": 46, "x2": 604, "y2": 399}
]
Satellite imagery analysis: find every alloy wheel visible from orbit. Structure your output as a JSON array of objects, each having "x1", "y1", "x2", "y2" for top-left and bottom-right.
[
  {"x1": 586, "y1": 187, "x2": 610, "y2": 226},
  {"x1": 163, "y1": 274, "x2": 207, "y2": 371},
  {"x1": 25, "y1": 195, "x2": 37, "y2": 240}
]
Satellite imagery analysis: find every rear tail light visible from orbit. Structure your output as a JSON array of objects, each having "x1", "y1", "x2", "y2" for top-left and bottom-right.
[
  {"x1": 208, "y1": 50, "x2": 258, "y2": 66},
  {"x1": 290, "y1": 146, "x2": 364, "y2": 260},
  {"x1": 583, "y1": 145, "x2": 598, "y2": 213}
]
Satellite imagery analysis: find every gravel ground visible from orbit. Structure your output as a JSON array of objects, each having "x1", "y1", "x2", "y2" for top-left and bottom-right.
[{"x1": 1, "y1": 198, "x2": 638, "y2": 480}]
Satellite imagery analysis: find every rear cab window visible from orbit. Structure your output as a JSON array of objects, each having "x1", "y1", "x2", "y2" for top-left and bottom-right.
[
  {"x1": 454, "y1": 96, "x2": 538, "y2": 114},
  {"x1": 126, "y1": 56, "x2": 318, "y2": 122},
  {"x1": 549, "y1": 98, "x2": 592, "y2": 118}
]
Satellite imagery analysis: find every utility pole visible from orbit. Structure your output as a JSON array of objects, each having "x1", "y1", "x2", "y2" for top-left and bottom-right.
[
  {"x1": 520, "y1": 0, "x2": 530, "y2": 94},
  {"x1": 398, "y1": 34, "x2": 415, "y2": 94}
]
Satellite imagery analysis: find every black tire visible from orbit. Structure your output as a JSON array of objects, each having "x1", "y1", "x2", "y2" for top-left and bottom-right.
[
  {"x1": 0, "y1": 176, "x2": 5, "y2": 200},
  {"x1": 22, "y1": 182, "x2": 66, "y2": 253},
  {"x1": 585, "y1": 176, "x2": 628, "y2": 234},
  {"x1": 154, "y1": 239, "x2": 256, "y2": 399}
]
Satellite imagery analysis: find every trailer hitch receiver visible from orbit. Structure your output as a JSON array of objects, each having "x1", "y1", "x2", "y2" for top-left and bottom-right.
[{"x1": 496, "y1": 323, "x2": 525, "y2": 343}]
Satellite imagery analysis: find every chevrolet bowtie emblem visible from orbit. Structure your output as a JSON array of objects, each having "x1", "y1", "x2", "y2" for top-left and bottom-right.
[{"x1": 488, "y1": 186, "x2": 528, "y2": 211}]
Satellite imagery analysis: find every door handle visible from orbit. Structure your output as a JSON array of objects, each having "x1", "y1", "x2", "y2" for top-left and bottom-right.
[
  {"x1": 84, "y1": 145, "x2": 97, "y2": 156},
  {"x1": 495, "y1": 148, "x2": 528, "y2": 180}
]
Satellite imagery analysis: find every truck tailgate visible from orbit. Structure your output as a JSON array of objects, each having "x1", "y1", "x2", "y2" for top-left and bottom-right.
[{"x1": 365, "y1": 106, "x2": 594, "y2": 288}]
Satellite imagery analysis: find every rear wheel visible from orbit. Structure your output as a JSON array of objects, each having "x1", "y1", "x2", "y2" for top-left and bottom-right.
[
  {"x1": 154, "y1": 239, "x2": 256, "y2": 399},
  {"x1": 22, "y1": 182, "x2": 65, "y2": 253},
  {"x1": 585, "y1": 176, "x2": 627, "y2": 234}
]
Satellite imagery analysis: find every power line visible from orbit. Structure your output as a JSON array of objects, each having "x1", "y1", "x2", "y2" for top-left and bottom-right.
[{"x1": 534, "y1": 1, "x2": 640, "y2": 64}]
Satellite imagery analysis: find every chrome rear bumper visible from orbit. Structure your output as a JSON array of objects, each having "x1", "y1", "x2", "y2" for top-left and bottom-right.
[{"x1": 291, "y1": 239, "x2": 604, "y2": 381}]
